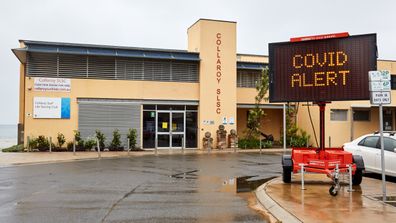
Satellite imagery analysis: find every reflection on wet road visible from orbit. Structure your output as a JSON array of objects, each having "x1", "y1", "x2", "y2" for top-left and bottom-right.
[{"x1": 0, "y1": 152, "x2": 281, "y2": 222}]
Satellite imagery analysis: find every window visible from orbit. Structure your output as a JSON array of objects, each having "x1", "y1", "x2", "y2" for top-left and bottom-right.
[
  {"x1": 383, "y1": 137, "x2": 396, "y2": 152},
  {"x1": 360, "y1": 136, "x2": 379, "y2": 148},
  {"x1": 330, "y1": 109, "x2": 348, "y2": 121},
  {"x1": 237, "y1": 69, "x2": 262, "y2": 88},
  {"x1": 353, "y1": 110, "x2": 370, "y2": 121},
  {"x1": 391, "y1": 75, "x2": 396, "y2": 90}
]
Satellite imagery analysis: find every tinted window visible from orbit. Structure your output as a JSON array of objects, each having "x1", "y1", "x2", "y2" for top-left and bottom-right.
[
  {"x1": 383, "y1": 137, "x2": 396, "y2": 152},
  {"x1": 362, "y1": 136, "x2": 379, "y2": 148}
]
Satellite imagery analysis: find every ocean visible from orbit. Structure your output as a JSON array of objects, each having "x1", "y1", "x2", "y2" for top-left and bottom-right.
[{"x1": 0, "y1": 125, "x2": 17, "y2": 149}]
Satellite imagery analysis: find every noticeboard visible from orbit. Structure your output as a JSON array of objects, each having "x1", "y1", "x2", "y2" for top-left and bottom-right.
[{"x1": 269, "y1": 34, "x2": 377, "y2": 102}]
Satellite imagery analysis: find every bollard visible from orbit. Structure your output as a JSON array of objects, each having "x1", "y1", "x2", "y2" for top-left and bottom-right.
[
  {"x1": 348, "y1": 164, "x2": 354, "y2": 192},
  {"x1": 306, "y1": 137, "x2": 309, "y2": 147},
  {"x1": 49, "y1": 137, "x2": 52, "y2": 153},
  {"x1": 155, "y1": 145, "x2": 158, "y2": 155},
  {"x1": 27, "y1": 136, "x2": 30, "y2": 152},
  {"x1": 73, "y1": 139, "x2": 76, "y2": 156},
  {"x1": 97, "y1": 138, "x2": 101, "y2": 159},
  {"x1": 181, "y1": 136, "x2": 185, "y2": 154},
  {"x1": 300, "y1": 163, "x2": 306, "y2": 190},
  {"x1": 329, "y1": 136, "x2": 332, "y2": 148},
  {"x1": 259, "y1": 137, "x2": 262, "y2": 154},
  {"x1": 127, "y1": 138, "x2": 130, "y2": 156}
]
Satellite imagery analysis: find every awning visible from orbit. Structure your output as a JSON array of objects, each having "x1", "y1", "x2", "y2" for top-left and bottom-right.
[
  {"x1": 12, "y1": 40, "x2": 200, "y2": 64},
  {"x1": 237, "y1": 62, "x2": 267, "y2": 70},
  {"x1": 237, "y1": 103, "x2": 286, "y2": 109}
]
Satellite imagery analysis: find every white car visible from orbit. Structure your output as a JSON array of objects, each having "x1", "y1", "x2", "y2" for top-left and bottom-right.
[{"x1": 343, "y1": 132, "x2": 396, "y2": 177}]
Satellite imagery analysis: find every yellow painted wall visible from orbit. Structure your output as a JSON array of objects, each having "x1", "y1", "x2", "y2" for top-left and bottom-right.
[
  {"x1": 23, "y1": 78, "x2": 199, "y2": 145},
  {"x1": 237, "y1": 108, "x2": 282, "y2": 140},
  {"x1": 188, "y1": 19, "x2": 237, "y2": 148}
]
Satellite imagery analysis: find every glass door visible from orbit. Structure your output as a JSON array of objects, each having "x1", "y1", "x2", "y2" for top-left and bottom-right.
[
  {"x1": 157, "y1": 112, "x2": 170, "y2": 148},
  {"x1": 156, "y1": 111, "x2": 185, "y2": 148},
  {"x1": 171, "y1": 112, "x2": 185, "y2": 148}
]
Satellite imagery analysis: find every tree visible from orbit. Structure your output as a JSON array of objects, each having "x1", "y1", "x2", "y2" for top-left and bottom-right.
[{"x1": 246, "y1": 68, "x2": 269, "y2": 139}]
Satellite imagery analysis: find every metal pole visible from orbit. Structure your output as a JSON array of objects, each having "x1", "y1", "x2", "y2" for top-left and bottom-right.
[
  {"x1": 283, "y1": 103, "x2": 286, "y2": 151},
  {"x1": 329, "y1": 136, "x2": 331, "y2": 148},
  {"x1": 348, "y1": 164, "x2": 354, "y2": 192},
  {"x1": 259, "y1": 135, "x2": 262, "y2": 154},
  {"x1": 49, "y1": 137, "x2": 52, "y2": 153},
  {"x1": 27, "y1": 136, "x2": 30, "y2": 152},
  {"x1": 182, "y1": 135, "x2": 185, "y2": 153},
  {"x1": 300, "y1": 163, "x2": 305, "y2": 190},
  {"x1": 73, "y1": 139, "x2": 76, "y2": 156},
  {"x1": 97, "y1": 138, "x2": 101, "y2": 159},
  {"x1": 127, "y1": 138, "x2": 130, "y2": 156},
  {"x1": 379, "y1": 104, "x2": 387, "y2": 202}
]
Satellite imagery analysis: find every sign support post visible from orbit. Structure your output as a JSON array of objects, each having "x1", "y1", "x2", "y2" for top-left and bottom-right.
[
  {"x1": 379, "y1": 103, "x2": 386, "y2": 202},
  {"x1": 369, "y1": 70, "x2": 390, "y2": 202}
]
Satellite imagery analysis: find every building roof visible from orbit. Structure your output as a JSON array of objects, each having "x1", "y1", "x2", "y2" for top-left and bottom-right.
[{"x1": 12, "y1": 40, "x2": 200, "y2": 64}]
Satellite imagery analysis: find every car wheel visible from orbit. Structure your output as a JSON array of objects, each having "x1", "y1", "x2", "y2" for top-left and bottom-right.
[{"x1": 352, "y1": 169, "x2": 363, "y2": 185}]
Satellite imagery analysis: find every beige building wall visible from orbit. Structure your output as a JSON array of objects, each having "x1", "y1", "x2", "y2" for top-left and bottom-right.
[
  {"x1": 23, "y1": 78, "x2": 199, "y2": 145},
  {"x1": 188, "y1": 19, "x2": 237, "y2": 148},
  {"x1": 237, "y1": 108, "x2": 282, "y2": 140}
]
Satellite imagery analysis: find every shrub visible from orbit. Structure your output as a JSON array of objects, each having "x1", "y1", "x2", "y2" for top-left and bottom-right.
[
  {"x1": 238, "y1": 138, "x2": 260, "y2": 149},
  {"x1": 57, "y1": 133, "x2": 66, "y2": 148},
  {"x1": 84, "y1": 138, "x2": 97, "y2": 151},
  {"x1": 73, "y1": 130, "x2": 85, "y2": 151},
  {"x1": 127, "y1": 128, "x2": 137, "y2": 150},
  {"x1": 66, "y1": 141, "x2": 74, "y2": 151},
  {"x1": 36, "y1": 135, "x2": 50, "y2": 151},
  {"x1": 109, "y1": 129, "x2": 123, "y2": 151},
  {"x1": 95, "y1": 130, "x2": 106, "y2": 150},
  {"x1": 2, "y1": 144, "x2": 24, "y2": 152}
]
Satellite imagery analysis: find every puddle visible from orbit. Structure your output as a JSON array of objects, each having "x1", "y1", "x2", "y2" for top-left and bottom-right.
[
  {"x1": 169, "y1": 170, "x2": 199, "y2": 179},
  {"x1": 235, "y1": 176, "x2": 276, "y2": 193},
  {"x1": 374, "y1": 196, "x2": 396, "y2": 207}
]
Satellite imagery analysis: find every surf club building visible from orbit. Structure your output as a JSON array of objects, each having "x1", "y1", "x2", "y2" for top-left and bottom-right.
[{"x1": 12, "y1": 19, "x2": 396, "y2": 149}]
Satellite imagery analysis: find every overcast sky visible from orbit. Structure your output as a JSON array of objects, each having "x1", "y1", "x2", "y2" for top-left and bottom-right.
[{"x1": 0, "y1": 0, "x2": 395, "y2": 125}]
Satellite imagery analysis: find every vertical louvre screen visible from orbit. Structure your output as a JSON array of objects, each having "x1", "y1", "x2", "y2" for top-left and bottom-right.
[
  {"x1": 78, "y1": 102, "x2": 141, "y2": 148},
  {"x1": 27, "y1": 52, "x2": 198, "y2": 82},
  {"x1": 237, "y1": 69, "x2": 262, "y2": 88}
]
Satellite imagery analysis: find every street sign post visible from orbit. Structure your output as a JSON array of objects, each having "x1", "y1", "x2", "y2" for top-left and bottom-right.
[{"x1": 369, "y1": 70, "x2": 391, "y2": 202}]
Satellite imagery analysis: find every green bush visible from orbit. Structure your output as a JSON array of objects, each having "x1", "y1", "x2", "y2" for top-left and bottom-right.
[
  {"x1": 2, "y1": 144, "x2": 24, "y2": 152},
  {"x1": 35, "y1": 135, "x2": 50, "y2": 151},
  {"x1": 66, "y1": 141, "x2": 74, "y2": 151},
  {"x1": 73, "y1": 130, "x2": 85, "y2": 151},
  {"x1": 109, "y1": 129, "x2": 123, "y2": 151},
  {"x1": 95, "y1": 130, "x2": 106, "y2": 150},
  {"x1": 127, "y1": 128, "x2": 137, "y2": 150},
  {"x1": 84, "y1": 138, "x2": 97, "y2": 151},
  {"x1": 238, "y1": 138, "x2": 260, "y2": 149},
  {"x1": 57, "y1": 133, "x2": 66, "y2": 148}
]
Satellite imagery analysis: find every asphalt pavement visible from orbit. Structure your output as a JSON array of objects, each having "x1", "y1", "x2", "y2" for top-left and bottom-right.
[{"x1": 0, "y1": 152, "x2": 282, "y2": 223}]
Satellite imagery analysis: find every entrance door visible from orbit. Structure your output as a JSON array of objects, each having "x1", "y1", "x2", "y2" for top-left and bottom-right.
[{"x1": 156, "y1": 111, "x2": 185, "y2": 148}]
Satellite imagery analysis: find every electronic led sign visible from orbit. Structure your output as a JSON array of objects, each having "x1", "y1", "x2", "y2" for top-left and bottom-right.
[{"x1": 269, "y1": 34, "x2": 377, "y2": 102}]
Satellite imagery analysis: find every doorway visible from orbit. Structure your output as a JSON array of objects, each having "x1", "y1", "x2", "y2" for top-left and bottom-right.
[{"x1": 156, "y1": 111, "x2": 185, "y2": 148}]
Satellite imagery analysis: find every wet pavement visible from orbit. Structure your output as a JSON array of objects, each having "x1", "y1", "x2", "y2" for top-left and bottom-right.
[
  {"x1": 0, "y1": 152, "x2": 282, "y2": 223},
  {"x1": 263, "y1": 173, "x2": 396, "y2": 223}
]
